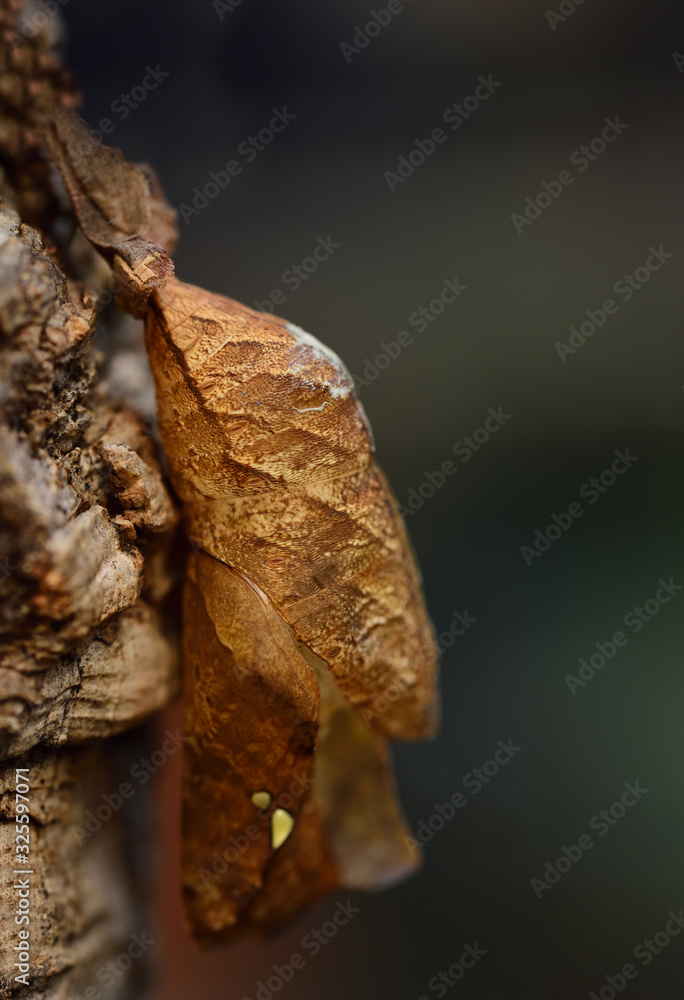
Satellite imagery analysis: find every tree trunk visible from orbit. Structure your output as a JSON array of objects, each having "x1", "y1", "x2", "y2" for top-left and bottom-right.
[{"x1": 0, "y1": 4, "x2": 180, "y2": 996}]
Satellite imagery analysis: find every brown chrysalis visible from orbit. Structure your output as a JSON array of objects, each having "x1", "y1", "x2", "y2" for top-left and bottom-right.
[
  {"x1": 37, "y1": 102, "x2": 437, "y2": 942},
  {"x1": 145, "y1": 277, "x2": 439, "y2": 943}
]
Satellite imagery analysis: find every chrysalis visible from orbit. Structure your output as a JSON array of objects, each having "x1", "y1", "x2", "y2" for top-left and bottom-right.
[{"x1": 145, "y1": 278, "x2": 439, "y2": 942}]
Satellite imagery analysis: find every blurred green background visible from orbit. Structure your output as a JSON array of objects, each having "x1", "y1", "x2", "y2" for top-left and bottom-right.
[{"x1": 63, "y1": 0, "x2": 684, "y2": 996}]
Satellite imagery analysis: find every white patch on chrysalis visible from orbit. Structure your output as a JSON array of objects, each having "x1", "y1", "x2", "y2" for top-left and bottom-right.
[
  {"x1": 293, "y1": 401, "x2": 331, "y2": 413},
  {"x1": 285, "y1": 321, "x2": 375, "y2": 451},
  {"x1": 285, "y1": 322, "x2": 352, "y2": 400}
]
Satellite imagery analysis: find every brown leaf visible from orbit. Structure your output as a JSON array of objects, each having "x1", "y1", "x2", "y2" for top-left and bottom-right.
[
  {"x1": 182, "y1": 552, "x2": 421, "y2": 944},
  {"x1": 146, "y1": 277, "x2": 440, "y2": 941},
  {"x1": 43, "y1": 105, "x2": 177, "y2": 317},
  {"x1": 182, "y1": 551, "x2": 335, "y2": 941}
]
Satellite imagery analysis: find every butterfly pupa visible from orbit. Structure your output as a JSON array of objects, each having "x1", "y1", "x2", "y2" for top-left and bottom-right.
[{"x1": 145, "y1": 277, "x2": 439, "y2": 942}]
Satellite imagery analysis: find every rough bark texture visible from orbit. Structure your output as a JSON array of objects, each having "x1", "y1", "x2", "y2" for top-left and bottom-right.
[
  {"x1": 1, "y1": 0, "x2": 440, "y2": 978},
  {"x1": 0, "y1": 4, "x2": 180, "y2": 997}
]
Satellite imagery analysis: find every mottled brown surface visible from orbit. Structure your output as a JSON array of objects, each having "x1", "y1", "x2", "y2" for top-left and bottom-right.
[
  {"x1": 182, "y1": 551, "x2": 336, "y2": 942},
  {"x1": 43, "y1": 106, "x2": 177, "y2": 317},
  {"x1": 2, "y1": 0, "x2": 438, "y2": 965},
  {"x1": 147, "y1": 278, "x2": 439, "y2": 741},
  {"x1": 0, "y1": 748, "x2": 150, "y2": 1000},
  {"x1": 0, "y1": 0, "x2": 76, "y2": 231},
  {"x1": 0, "y1": 202, "x2": 180, "y2": 998},
  {"x1": 146, "y1": 277, "x2": 439, "y2": 942},
  {"x1": 0, "y1": 15, "x2": 181, "y2": 988},
  {"x1": 0, "y1": 208, "x2": 179, "y2": 757},
  {"x1": 182, "y1": 551, "x2": 421, "y2": 944}
]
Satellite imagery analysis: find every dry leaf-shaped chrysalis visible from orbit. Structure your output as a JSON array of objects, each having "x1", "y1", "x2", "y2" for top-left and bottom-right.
[{"x1": 145, "y1": 278, "x2": 440, "y2": 943}]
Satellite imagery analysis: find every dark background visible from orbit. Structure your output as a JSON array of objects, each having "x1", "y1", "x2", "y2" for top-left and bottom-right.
[{"x1": 62, "y1": 1, "x2": 684, "y2": 997}]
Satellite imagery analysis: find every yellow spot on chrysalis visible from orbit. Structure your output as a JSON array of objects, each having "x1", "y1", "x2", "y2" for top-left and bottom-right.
[
  {"x1": 271, "y1": 808, "x2": 294, "y2": 849},
  {"x1": 251, "y1": 791, "x2": 272, "y2": 810}
]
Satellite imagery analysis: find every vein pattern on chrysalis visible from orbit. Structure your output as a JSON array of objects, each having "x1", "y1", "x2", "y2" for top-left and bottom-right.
[{"x1": 146, "y1": 278, "x2": 440, "y2": 942}]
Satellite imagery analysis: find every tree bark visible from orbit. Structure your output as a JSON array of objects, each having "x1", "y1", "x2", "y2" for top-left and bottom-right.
[{"x1": 0, "y1": 5, "x2": 180, "y2": 996}]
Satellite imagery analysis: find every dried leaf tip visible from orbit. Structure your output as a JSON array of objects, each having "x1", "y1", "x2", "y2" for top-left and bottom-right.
[{"x1": 43, "y1": 105, "x2": 177, "y2": 317}]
